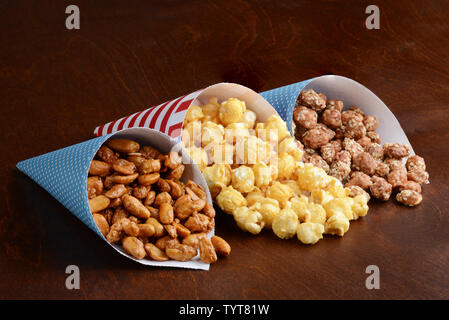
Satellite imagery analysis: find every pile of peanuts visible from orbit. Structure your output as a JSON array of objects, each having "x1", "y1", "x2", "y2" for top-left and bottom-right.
[
  {"x1": 293, "y1": 89, "x2": 429, "y2": 206},
  {"x1": 87, "y1": 138, "x2": 231, "y2": 263},
  {"x1": 181, "y1": 97, "x2": 369, "y2": 245}
]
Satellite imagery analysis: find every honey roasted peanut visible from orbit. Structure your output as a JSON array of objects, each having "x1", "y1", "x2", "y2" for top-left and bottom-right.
[
  {"x1": 122, "y1": 236, "x2": 146, "y2": 259},
  {"x1": 199, "y1": 237, "x2": 217, "y2": 263},
  {"x1": 165, "y1": 243, "x2": 197, "y2": 261},
  {"x1": 211, "y1": 236, "x2": 231, "y2": 257},
  {"x1": 144, "y1": 243, "x2": 168, "y2": 261},
  {"x1": 89, "y1": 195, "x2": 110, "y2": 213},
  {"x1": 88, "y1": 139, "x2": 230, "y2": 263},
  {"x1": 107, "y1": 139, "x2": 140, "y2": 154},
  {"x1": 122, "y1": 194, "x2": 151, "y2": 219}
]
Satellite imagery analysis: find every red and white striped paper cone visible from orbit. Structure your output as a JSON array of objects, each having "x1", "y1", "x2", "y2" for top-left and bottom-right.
[
  {"x1": 94, "y1": 83, "x2": 279, "y2": 138},
  {"x1": 94, "y1": 90, "x2": 202, "y2": 138}
]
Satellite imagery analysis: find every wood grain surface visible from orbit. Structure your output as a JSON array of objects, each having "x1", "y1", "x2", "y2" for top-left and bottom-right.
[{"x1": 1, "y1": 0, "x2": 448, "y2": 299}]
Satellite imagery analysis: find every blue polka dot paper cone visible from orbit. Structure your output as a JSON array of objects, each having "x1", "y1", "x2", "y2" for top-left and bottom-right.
[
  {"x1": 16, "y1": 134, "x2": 113, "y2": 236},
  {"x1": 16, "y1": 127, "x2": 214, "y2": 270},
  {"x1": 259, "y1": 79, "x2": 312, "y2": 134}
]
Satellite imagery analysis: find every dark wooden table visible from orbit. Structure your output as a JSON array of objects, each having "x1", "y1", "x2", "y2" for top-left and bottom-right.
[{"x1": 1, "y1": 0, "x2": 448, "y2": 300}]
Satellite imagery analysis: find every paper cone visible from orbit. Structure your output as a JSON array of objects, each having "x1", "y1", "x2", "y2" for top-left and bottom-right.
[
  {"x1": 17, "y1": 127, "x2": 213, "y2": 270},
  {"x1": 93, "y1": 82, "x2": 279, "y2": 139},
  {"x1": 259, "y1": 79, "x2": 312, "y2": 134},
  {"x1": 260, "y1": 75, "x2": 415, "y2": 154}
]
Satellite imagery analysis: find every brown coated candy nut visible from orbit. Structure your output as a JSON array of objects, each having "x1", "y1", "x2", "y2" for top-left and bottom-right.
[
  {"x1": 398, "y1": 181, "x2": 422, "y2": 193},
  {"x1": 298, "y1": 89, "x2": 326, "y2": 112},
  {"x1": 352, "y1": 152, "x2": 376, "y2": 175},
  {"x1": 321, "y1": 109, "x2": 342, "y2": 129},
  {"x1": 406, "y1": 155, "x2": 426, "y2": 172},
  {"x1": 326, "y1": 100, "x2": 344, "y2": 112},
  {"x1": 370, "y1": 176, "x2": 392, "y2": 201},
  {"x1": 383, "y1": 143, "x2": 411, "y2": 159},
  {"x1": 293, "y1": 106, "x2": 318, "y2": 129},
  {"x1": 407, "y1": 170, "x2": 429, "y2": 185},
  {"x1": 396, "y1": 190, "x2": 422, "y2": 207}
]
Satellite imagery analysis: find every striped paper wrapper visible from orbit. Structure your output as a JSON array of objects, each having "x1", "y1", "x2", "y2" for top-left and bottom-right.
[{"x1": 94, "y1": 82, "x2": 278, "y2": 139}]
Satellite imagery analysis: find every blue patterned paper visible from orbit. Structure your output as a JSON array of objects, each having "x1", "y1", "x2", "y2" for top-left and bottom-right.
[
  {"x1": 16, "y1": 134, "x2": 114, "y2": 237},
  {"x1": 260, "y1": 79, "x2": 312, "y2": 133}
]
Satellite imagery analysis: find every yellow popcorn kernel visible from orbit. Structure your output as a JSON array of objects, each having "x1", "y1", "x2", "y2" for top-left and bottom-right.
[
  {"x1": 252, "y1": 163, "x2": 272, "y2": 188},
  {"x1": 278, "y1": 136, "x2": 304, "y2": 161},
  {"x1": 306, "y1": 203, "x2": 327, "y2": 225},
  {"x1": 242, "y1": 110, "x2": 257, "y2": 129},
  {"x1": 351, "y1": 194, "x2": 369, "y2": 220},
  {"x1": 296, "y1": 163, "x2": 331, "y2": 192},
  {"x1": 207, "y1": 142, "x2": 234, "y2": 165},
  {"x1": 256, "y1": 126, "x2": 278, "y2": 146},
  {"x1": 181, "y1": 120, "x2": 202, "y2": 147},
  {"x1": 231, "y1": 165, "x2": 255, "y2": 193},
  {"x1": 310, "y1": 190, "x2": 334, "y2": 205},
  {"x1": 261, "y1": 141, "x2": 276, "y2": 164},
  {"x1": 254, "y1": 122, "x2": 265, "y2": 135},
  {"x1": 201, "y1": 121, "x2": 224, "y2": 147},
  {"x1": 265, "y1": 115, "x2": 290, "y2": 142},
  {"x1": 187, "y1": 146, "x2": 208, "y2": 171},
  {"x1": 323, "y1": 198, "x2": 353, "y2": 220},
  {"x1": 280, "y1": 180, "x2": 303, "y2": 198},
  {"x1": 297, "y1": 222, "x2": 324, "y2": 245},
  {"x1": 245, "y1": 188, "x2": 265, "y2": 206},
  {"x1": 185, "y1": 105, "x2": 204, "y2": 122},
  {"x1": 235, "y1": 135, "x2": 269, "y2": 165},
  {"x1": 269, "y1": 163, "x2": 279, "y2": 180},
  {"x1": 202, "y1": 98, "x2": 220, "y2": 123},
  {"x1": 209, "y1": 97, "x2": 220, "y2": 107},
  {"x1": 233, "y1": 206, "x2": 265, "y2": 235},
  {"x1": 225, "y1": 122, "x2": 250, "y2": 144},
  {"x1": 277, "y1": 153, "x2": 296, "y2": 180},
  {"x1": 252, "y1": 197, "x2": 280, "y2": 229},
  {"x1": 219, "y1": 98, "x2": 246, "y2": 126},
  {"x1": 216, "y1": 185, "x2": 247, "y2": 215},
  {"x1": 325, "y1": 177, "x2": 349, "y2": 198},
  {"x1": 272, "y1": 208, "x2": 298, "y2": 239},
  {"x1": 290, "y1": 196, "x2": 310, "y2": 222},
  {"x1": 202, "y1": 163, "x2": 231, "y2": 188},
  {"x1": 266, "y1": 181, "x2": 293, "y2": 208},
  {"x1": 324, "y1": 214, "x2": 350, "y2": 236}
]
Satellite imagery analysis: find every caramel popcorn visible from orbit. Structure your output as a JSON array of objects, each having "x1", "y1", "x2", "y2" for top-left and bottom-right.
[
  {"x1": 297, "y1": 222, "x2": 324, "y2": 244},
  {"x1": 181, "y1": 96, "x2": 371, "y2": 245}
]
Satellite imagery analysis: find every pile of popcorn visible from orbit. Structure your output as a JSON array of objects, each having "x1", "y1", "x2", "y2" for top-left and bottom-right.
[
  {"x1": 181, "y1": 97, "x2": 369, "y2": 245},
  {"x1": 293, "y1": 89, "x2": 429, "y2": 207}
]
